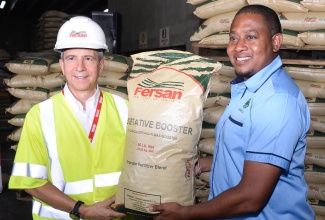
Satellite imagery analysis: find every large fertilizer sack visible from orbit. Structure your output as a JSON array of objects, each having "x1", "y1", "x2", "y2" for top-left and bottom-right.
[
  {"x1": 301, "y1": 0, "x2": 325, "y2": 12},
  {"x1": 294, "y1": 79, "x2": 325, "y2": 98},
  {"x1": 310, "y1": 116, "x2": 325, "y2": 133},
  {"x1": 198, "y1": 137, "x2": 215, "y2": 155},
  {"x1": 190, "y1": 11, "x2": 236, "y2": 41},
  {"x1": 104, "y1": 54, "x2": 132, "y2": 73},
  {"x1": 306, "y1": 148, "x2": 325, "y2": 168},
  {"x1": 115, "y1": 50, "x2": 221, "y2": 216},
  {"x1": 309, "y1": 198, "x2": 325, "y2": 216},
  {"x1": 247, "y1": 0, "x2": 308, "y2": 13},
  {"x1": 209, "y1": 74, "x2": 234, "y2": 94},
  {"x1": 199, "y1": 32, "x2": 230, "y2": 46},
  {"x1": 203, "y1": 105, "x2": 226, "y2": 124},
  {"x1": 5, "y1": 99, "x2": 40, "y2": 115},
  {"x1": 5, "y1": 57, "x2": 52, "y2": 75},
  {"x1": 307, "y1": 98, "x2": 325, "y2": 116},
  {"x1": 282, "y1": 29, "x2": 305, "y2": 47},
  {"x1": 7, "y1": 87, "x2": 48, "y2": 101},
  {"x1": 308, "y1": 182, "x2": 325, "y2": 201},
  {"x1": 8, "y1": 114, "x2": 26, "y2": 127},
  {"x1": 4, "y1": 72, "x2": 66, "y2": 89},
  {"x1": 307, "y1": 131, "x2": 325, "y2": 149},
  {"x1": 97, "y1": 71, "x2": 128, "y2": 87},
  {"x1": 204, "y1": 92, "x2": 231, "y2": 109},
  {"x1": 218, "y1": 61, "x2": 236, "y2": 78},
  {"x1": 280, "y1": 12, "x2": 325, "y2": 32},
  {"x1": 186, "y1": 0, "x2": 208, "y2": 5},
  {"x1": 200, "y1": 122, "x2": 216, "y2": 139},
  {"x1": 193, "y1": 0, "x2": 247, "y2": 19},
  {"x1": 7, "y1": 127, "x2": 22, "y2": 142},
  {"x1": 284, "y1": 65, "x2": 325, "y2": 83},
  {"x1": 305, "y1": 164, "x2": 325, "y2": 184},
  {"x1": 298, "y1": 30, "x2": 325, "y2": 46}
]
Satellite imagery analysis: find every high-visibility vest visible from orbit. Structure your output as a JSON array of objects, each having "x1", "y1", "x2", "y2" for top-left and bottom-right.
[{"x1": 10, "y1": 92, "x2": 128, "y2": 219}]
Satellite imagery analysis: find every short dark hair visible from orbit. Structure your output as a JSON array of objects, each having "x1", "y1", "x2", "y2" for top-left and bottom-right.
[{"x1": 235, "y1": 5, "x2": 282, "y2": 37}]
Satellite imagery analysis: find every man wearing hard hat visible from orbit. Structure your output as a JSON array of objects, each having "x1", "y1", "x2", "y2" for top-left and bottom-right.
[{"x1": 9, "y1": 16, "x2": 129, "y2": 220}]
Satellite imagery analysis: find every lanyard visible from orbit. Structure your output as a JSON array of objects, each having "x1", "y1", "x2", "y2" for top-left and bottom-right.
[{"x1": 62, "y1": 90, "x2": 103, "y2": 142}]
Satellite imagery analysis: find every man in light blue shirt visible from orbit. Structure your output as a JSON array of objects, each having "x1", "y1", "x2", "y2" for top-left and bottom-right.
[
  {"x1": 150, "y1": 4, "x2": 314, "y2": 219},
  {"x1": 209, "y1": 54, "x2": 313, "y2": 219}
]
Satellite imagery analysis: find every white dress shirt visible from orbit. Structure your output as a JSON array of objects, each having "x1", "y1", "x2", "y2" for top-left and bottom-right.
[{"x1": 62, "y1": 83, "x2": 100, "y2": 145}]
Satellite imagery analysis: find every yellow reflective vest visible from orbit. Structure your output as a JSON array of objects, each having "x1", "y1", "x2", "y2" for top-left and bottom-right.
[{"x1": 9, "y1": 91, "x2": 129, "y2": 220}]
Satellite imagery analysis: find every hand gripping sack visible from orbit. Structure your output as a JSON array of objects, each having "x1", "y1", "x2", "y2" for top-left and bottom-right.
[{"x1": 115, "y1": 50, "x2": 221, "y2": 216}]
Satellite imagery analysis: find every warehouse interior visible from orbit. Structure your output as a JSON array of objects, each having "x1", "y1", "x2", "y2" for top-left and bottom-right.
[{"x1": 1, "y1": 0, "x2": 325, "y2": 219}]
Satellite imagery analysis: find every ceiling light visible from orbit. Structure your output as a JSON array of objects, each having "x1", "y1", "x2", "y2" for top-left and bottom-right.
[
  {"x1": 0, "y1": 1, "x2": 6, "y2": 9},
  {"x1": 103, "y1": 9, "x2": 109, "y2": 12}
]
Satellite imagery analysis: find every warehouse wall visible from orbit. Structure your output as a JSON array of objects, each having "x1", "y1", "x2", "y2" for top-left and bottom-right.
[
  {"x1": 0, "y1": 15, "x2": 37, "y2": 58},
  {"x1": 106, "y1": 0, "x2": 200, "y2": 53}
]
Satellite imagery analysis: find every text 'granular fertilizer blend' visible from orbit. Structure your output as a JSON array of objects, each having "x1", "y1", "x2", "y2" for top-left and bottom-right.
[{"x1": 115, "y1": 50, "x2": 222, "y2": 216}]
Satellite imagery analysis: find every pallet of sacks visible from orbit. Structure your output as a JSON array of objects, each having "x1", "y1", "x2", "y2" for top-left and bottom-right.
[
  {"x1": 4, "y1": 54, "x2": 65, "y2": 149},
  {"x1": 188, "y1": 0, "x2": 325, "y2": 48},
  {"x1": 36, "y1": 10, "x2": 70, "y2": 51}
]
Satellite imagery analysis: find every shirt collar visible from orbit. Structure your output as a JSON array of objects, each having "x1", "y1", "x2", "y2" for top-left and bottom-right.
[
  {"x1": 63, "y1": 83, "x2": 100, "y2": 111},
  {"x1": 231, "y1": 55, "x2": 283, "y2": 93}
]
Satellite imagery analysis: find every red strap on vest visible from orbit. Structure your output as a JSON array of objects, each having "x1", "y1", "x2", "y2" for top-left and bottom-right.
[{"x1": 62, "y1": 90, "x2": 103, "y2": 142}]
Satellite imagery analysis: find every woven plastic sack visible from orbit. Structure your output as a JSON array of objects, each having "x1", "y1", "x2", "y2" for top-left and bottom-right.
[
  {"x1": 307, "y1": 98, "x2": 325, "y2": 116},
  {"x1": 194, "y1": 0, "x2": 247, "y2": 19},
  {"x1": 7, "y1": 87, "x2": 48, "y2": 101},
  {"x1": 5, "y1": 57, "x2": 51, "y2": 75},
  {"x1": 280, "y1": 12, "x2": 325, "y2": 31},
  {"x1": 294, "y1": 79, "x2": 325, "y2": 98},
  {"x1": 301, "y1": 0, "x2": 325, "y2": 12},
  {"x1": 190, "y1": 11, "x2": 236, "y2": 41},
  {"x1": 247, "y1": 0, "x2": 308, "y2": 12},
  {"x1": 115, "y1": 50, "x2": 221, "y2": 216},
  {"x1": 98, "y1": 71, "x2": 128, "y2": 87},
  {"x1": 298, "y1": 30, "x2": 325, "y2": 46},
  {"x1": 307, "y1": 131, "x2": 325, "y2": 149},
  {"x1": 284, "y1": 65, "x2": 325, "y2": 83}
]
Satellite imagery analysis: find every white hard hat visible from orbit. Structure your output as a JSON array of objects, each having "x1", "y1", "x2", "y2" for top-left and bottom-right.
[{"x1": 54, "y1": 16, "x2": 108, "y2": 52}]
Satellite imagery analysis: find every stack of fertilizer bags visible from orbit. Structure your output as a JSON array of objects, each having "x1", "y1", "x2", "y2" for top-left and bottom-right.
[
  {"x1": 35, "y1": 10, "x2": 70, "y2": 51},
  {"x1": 188, "y1": 0, "x2": 325, "y2": 48},
  {"x1": 97, "y1": 54, "x2": 132, "y2": 100},
  {"x1": 4, "y1": 51, "x2": 64, "y2": 150},
  {"x1": 0, "y1": 49, "x2": 14, "y2": 130},
  {"x1": 3, "y1": 52, "x2": 132, "y2": 151}
]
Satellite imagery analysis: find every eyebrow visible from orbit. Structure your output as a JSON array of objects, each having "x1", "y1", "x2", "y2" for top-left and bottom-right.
[{"x1": 230, "y1": 30, "x2": 258, "y2": 34}]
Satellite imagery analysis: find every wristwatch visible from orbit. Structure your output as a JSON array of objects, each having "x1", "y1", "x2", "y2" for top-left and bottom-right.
[{"x1": 69, "y1": 201, "x2": 84, "y2": 220}]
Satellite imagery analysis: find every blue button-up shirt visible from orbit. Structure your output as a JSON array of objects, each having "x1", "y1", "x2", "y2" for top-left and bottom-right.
[{"x1": 209, "y1": 56, "x2": 314, "y2": 219}]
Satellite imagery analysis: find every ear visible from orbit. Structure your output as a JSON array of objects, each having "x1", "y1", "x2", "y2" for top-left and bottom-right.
[
  {"x1": 59, "y1": 59, "x2": 65, "y2": 75},
  {"x1": 99, "y1": 58, "x2": 106, "y2": 75},
  {"x1": 272, "y1": 33, "x2": 283, "y2": 53}
]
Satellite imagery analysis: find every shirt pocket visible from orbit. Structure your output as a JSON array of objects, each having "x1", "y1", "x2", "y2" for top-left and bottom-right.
[{"x1": 222, "y1": 111, "x2": 247, "y2": 151}]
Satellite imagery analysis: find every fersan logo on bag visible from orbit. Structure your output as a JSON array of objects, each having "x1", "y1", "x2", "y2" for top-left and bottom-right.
[
  {"x1": 134, "y1": 78, "x2": 184, "y2": 100},
  {"x1": 69, "y1": 31, "x2": 87, "y2": 38}
]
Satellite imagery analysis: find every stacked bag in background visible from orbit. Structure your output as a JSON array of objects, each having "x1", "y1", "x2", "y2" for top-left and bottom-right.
[
  {"x1": 0, "y1": 49, "x2": 14, "y2": 131},
  {"x1": 4, "y1": 52, "x2": 64, "y2": 150},
  {"x1": 188, "y1": 0, "x2": 325, "y2": 48},
  {"x1": 35, "y1": 10, "x2": 70, "y2": 51}
]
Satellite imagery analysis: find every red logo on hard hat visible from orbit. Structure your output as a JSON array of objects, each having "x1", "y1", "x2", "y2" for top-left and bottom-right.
[{"x1": 69, "y1": 31, "x2": 87, "y2": 38}]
